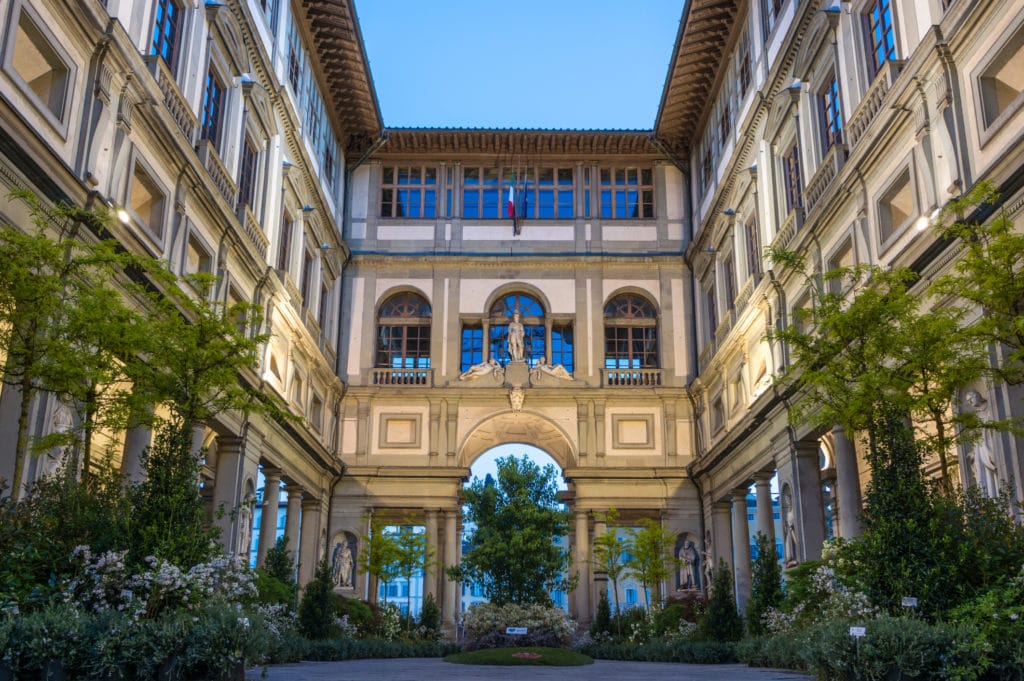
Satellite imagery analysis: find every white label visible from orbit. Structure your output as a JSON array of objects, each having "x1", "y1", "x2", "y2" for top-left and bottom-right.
[
  {"x1": 849, "y1": 626, "x2": 866, "y2": 638},
  {"x1": 506, "y1": 627, "x2": 528, "y2": 635},
  {"x1": 901, "y1": 597, "x2": 918, "y2": 608}
]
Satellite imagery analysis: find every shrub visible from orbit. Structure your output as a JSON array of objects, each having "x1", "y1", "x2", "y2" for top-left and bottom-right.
[
  {"x1": 697, "y1": 560, "x2": 743, "y2": 642},
  {"x1": 590, "y1": 590, "x2": 611, "y2": 637},
  {"x1": 662, "y1": 592, "x2": 706, "y2": 623},
  {"x1": 298, "y1": 559, "x2": 339, "y2": 640},
  {"x1": 463, "y1": 602, "x2": 575, "y2": 650},
  {"x1": 947, "y1": 569, "x2": 1024, "y2": 681},
  {"x1": 652, "y1": 604, "x2": 684, "y2": 637},
  {"x1": 747, "y1": 532, "x2": 784, "y2": 636},
  {"x1": 416, "y1": 592, "x2": 442, "y2": 639},
  {"x1": 578, "y1": 639, "x2": 736, "y2": 663},
  {"x1": 181, "y1": 602, "x2": 272, "y2": 680},
  {"x1": 614, "y1": 606, "x2": 651, "y2": 643},
  {"x1": 336, "y1": 596, "x2": 375, "y2": 636},
  {"x1": 736, "y1": 631, "x2": 808, "y2": 671}
]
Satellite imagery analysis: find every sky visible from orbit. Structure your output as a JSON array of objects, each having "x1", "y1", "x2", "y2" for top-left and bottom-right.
[{"x1": 353, "y1": 0, "x2": 685, "y2": 130}]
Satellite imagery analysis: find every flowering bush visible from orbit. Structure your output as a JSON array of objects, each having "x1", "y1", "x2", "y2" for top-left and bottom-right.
[{"x1": 463, "y1": 602, "x2": 576, "y2": 650}]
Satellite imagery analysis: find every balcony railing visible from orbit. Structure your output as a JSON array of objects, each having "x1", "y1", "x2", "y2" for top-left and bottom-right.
[
  {"x1": 370, "y1": 368, "x2": 433, "y2": 386},
  {"x1": 772, "y1": 210, "x2": 798, "y2": 251},
  {"x1": 144, "y1": 55, "x2": 197, "y2": 144},
  {"x1": 698, "y1": 342, "x2": 716, "y2": 373},
  {"x1": 804, "y1": 143, "x2": 847, "y2": 214},
  {"x1": 601, "y1": 368, "x2": 663, "y2": 387},
  {"x1": 196, "y1": 139, "x2": 237, "y2": 208},
  {"x1": 237, "y1": 205, "x2": 269, "y2": 259},
  {"x1": 715, "y1": 309, "x2": 735, "y2": 346},
  {"x1": 847, "y1": 59, "x2": 906, "y2": 150},
  {"x1": 733, "y1": 273, "x2": 761, "y2": 313}
]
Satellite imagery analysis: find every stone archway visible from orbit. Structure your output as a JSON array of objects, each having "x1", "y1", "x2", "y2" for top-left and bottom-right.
[{"x1": 458, "y1": 410, "x2": 576, "y2": 471}]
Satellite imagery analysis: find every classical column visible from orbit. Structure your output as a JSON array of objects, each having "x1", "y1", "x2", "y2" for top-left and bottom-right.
[
  {"x1": 424, "y1": 509, "x2": 440, "y2": 603},
  {"x1": 212, "y1": 435, "x2": 247, "y2": 556},
  {"x1": 298, "y1": 496, "x2": 322, "y2": 586},
  {"x1": 121, "y1": 404, "x2": 154, "y2": 483},
  {"x1": 283, "y1": 484, "x2": 303, "y2": 578},
  {"x1": 711, "y1": 501, "x2": 733, "y2": 570},
  {"x1": 731, "y1": 490, "x2": 752, "y2": 612},
  {"x1": 591, "y1": 514, "x2": 607, "y2": 611},
  {"x1": 793, "y1": 441, "x2": 826, "y2": 562},
  {"x1": 573, "y1": 510, "x2": 591, "y2": 622},
  {"x1": 442, "y1": 509, "x2": 459, "y2": 629},
  {"x1": 754, "y1": 474, "x2": 775, "y2": 542},
  {"x1": 257, "y1": 469, "x2": 283, "y2": 566},
  {"x1": 832, "y1": 427, "x2": 863, "y2": 538}
]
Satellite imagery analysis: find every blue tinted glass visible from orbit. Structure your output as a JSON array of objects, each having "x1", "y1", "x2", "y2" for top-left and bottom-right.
[
  {"x1": 526, "y1": 326, "x2": 545, "y2": 365},
  {"x1": 538, "y1": 190, "x2": 554, "y2": 218},
  {"x1": 482, "y1": 189, "x2": 499, "y2": 218},
  {"x1": 600, "y1": 190, "x2": 612, "y2": 218},
  {"x1": 585, "y1": 190, "x2": 591, "y2": 218},
  {"x1": 615, "y1": 190, "x2": 627, "y2": 218},
  {"x1": 463, "y1": 192, "x2": 479, "y2": 218},
  {"x1": 424, "y1": 190, "x2": 436, "y2": 218},
  {"x1": 552, "y1": 326, "x2": 573, "y2": 372},
  {"x1": 446, "y1": 189, "x2": 452, "y2": 217},
  {"x1": 558, "y1": 191, "x2": 573, "y2": 218}
]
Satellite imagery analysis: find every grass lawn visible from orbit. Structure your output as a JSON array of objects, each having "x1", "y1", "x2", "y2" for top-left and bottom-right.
[{"x1": 444, "y1": 647, "x2": 593, "y2": 666}]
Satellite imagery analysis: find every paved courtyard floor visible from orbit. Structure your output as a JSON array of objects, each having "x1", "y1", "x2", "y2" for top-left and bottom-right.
[{"x1": 257, "y1": 658, "x2": 811, "y2": 681}]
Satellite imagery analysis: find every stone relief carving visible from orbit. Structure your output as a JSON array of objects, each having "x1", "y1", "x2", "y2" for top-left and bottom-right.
[
  {"x1": 459, "y1": 358, "x2": 504, "y2": 382},
  {"x1": 509, "y1": 386, "x2": 525, "y2": 413}
]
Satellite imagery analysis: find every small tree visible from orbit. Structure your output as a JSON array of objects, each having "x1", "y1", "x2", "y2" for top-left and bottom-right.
[
  {"x1": 392, "y1": 523, "x2": 435, "y2": 629},
  {"x1": 590, "y1": 590, "x2": 612, "y2": 637},
  {"x1": 298, "y1": 558, "x2": 338, "y2": 639},
  {"x1": 624, "y1": 518, "x2": 678, "y2": 609},
  {"x1": 592, "y1": 509, "x2": 629, "y2": 632},
  {"x1": 358, "y1": 520, "x2": 400, "y2": 603},
  {"x1": 256, "y1": 536, "x2": 296, "y2": 606},
  {"x1": 698, "y1": 559, "x2": 744, "y2": 641},
  {"x1": 450, "y1": 455, "x2": 571, "y2": 605},
  {"x1": 417, "y1": 592, "x2": 442, "y2": 638},
  {"x1": 746, "y1": 532, "x2": 784, "y2": 636}
]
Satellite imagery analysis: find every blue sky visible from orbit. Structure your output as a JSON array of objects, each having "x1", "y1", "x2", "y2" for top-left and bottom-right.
[{"x1": 353, "y1": 1, "x2": 684, "y2": 130}]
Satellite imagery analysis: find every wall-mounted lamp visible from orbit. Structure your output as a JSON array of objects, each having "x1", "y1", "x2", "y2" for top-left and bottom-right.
[
  {"x1": 302, "y1": 205, "x2": 316, "y2": 213},
  {"x1": 705, "y1": 247, "x2": 716, "y2": 253},
  {"x1": 319, "y1": 243, "x2": 332, "y2": 250},
  {"x1": 723, "y1": 208, "x2": 736, "y2": 216},
  {"x1": 116, "y1": 208, "x2": 131, "y2": 225}
]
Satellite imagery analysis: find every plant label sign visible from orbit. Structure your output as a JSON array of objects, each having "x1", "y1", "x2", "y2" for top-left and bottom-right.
[
  {"x1": 506, "y1": 627, "x2": 528, "y2": 635},
  {"x1": 901, "y1": 597, "x2": 918, "y2": 608},
  {"x1": 849, "y1": 626, "x2": 866, "y2": 638}
]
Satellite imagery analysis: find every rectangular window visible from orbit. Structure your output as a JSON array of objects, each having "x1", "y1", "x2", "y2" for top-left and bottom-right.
[
  {"x1": 864, "y1": 0, "x2": 897, "y2": 78},
  {"x1": 551, "y1": 324, "x2": 574, "y2": 373},
  {"x1": 300, "y1": 249, "x2": 314, "y2": 308},
  {"x1": 819, "y1": 74, "x2": 843, "y2": 152},
  {"x1": 625, "y1": 588, "x2": 638, "y2": 604},
  {"x1": 783, "y1": 143, "x2": 802, "y2": 213},
  {"x1": 460, "y1": 325, "x2": 483, "y2": 372},
  {"x1": 381, "y1": 166, "x2": 438, "y2": 218},
  {"x1": 704, "y1": 282, "x2": 718, "y2": 341},
  {"x1": 200, "y1": 69, "x2": 225, "y2": 146},
  {"x1": 878, "y1": 168, "x2": 913, "y2": 244},
  {"x1": 310, "y1": 393, "x2": 323, "y2": 432},
  {"x1": 151, "y1": 0, "x2": 182, "y2": 71},
  {"x1": 745, "y1": 216, "x2": 762, "y2": 277},
  {"x1": 462, "y1": 167, "x2": 503, "y2": 219},
  {"x1": 599, "y1": 167, "x2": 654, "y2": 219},
  {"x1": 723, "y1": 254, "x2": 737, "y2": 311},
  {"x1": 520, "y1": 167, "x2": 574, "y2": 219},
  {"x1": 277, "y1": 213, "x2": 293, "y2": 271},
  {"x1": 130, "y1": 163, "x2": 166, "y2": 238},
  {"x1": 9, "y1": 9, "x2": 70, "y2": 120},
  {"x1": 318, "y1": 281, "x2": 330, "y2": 327},
  {"x1": 979, "y1": 27, "x2": 1024, "y2": 128},
  {"x1": 186, "y1": 235, "x2": 212, "y2": 274},
  {"x1": 738, "y1": 31, "x2": 752, "y2": 96},
  {"x1": 237, "y1": 136, "x2": 258, "y2": 211},
  {"x1": 762, "y1": 0, "x2": 784, "y2": 38}
]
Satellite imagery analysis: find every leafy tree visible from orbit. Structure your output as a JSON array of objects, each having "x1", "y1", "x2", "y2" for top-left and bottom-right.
[
  {"x1": 255, "y1": 536, "x2": 296, "y2": 606},
  {"x1": 417, "y1": 592, "x2": 442, "y2": 638},
  {"x1": 932, "y1": 181, "x2": 1024, "y2": 390},
  {"x1": 449, "y1": 455, "x2": 570, "y2": 605},
  {"x1": 298, "y1": 558, "x2": 338, "y2": 639},
  {"x1": 624, "y1": 518, "x2": 678, "y2": 609},
  {"x1": 697, "y1": 559, "x2": 744, "y2": 641},
  {"x1": 358, "y1": 519, "x2": 400, "y2": 603},
  {"x1": 746, "y1": 532, "x2": 784, "y2": 636},
  {"x1": 590, "y1": 590, "x2": 612, "y2": 637},
  {"x1": 592, "y1": 508, "x2": 629, "y2": 631},
  {"x1": 767, "y1": 248, "x2": 985, "y2": 493},
  {"x1": 392, "y1": 523, "x2": 436, "y2": 629}
]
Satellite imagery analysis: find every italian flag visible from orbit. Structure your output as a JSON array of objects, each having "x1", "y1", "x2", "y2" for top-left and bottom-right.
[{"x1": 507, "y1": 183, "x2": 516, "y2": 219}]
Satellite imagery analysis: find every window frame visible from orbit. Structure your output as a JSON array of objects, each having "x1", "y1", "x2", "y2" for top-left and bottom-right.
[
  {"x1": 598, "y1": 166, "x2": 655, "y2": 220},
  {"x1": 375, "y1": 292, "x2": 432, "y2": 370},
  {"x1": 818, "y1": 71, "x2": 843, "y2": 153},
  {"x1": 126, "y1": 153, "x2": 170, "y2": 247},
  {"x1": 603, "y1": 293, "x2": 659, "y2": 370},
  {"x1": 862, "y1": 0, "x2": 897, "y2": 80},
  {"x1": 875, "y1": 164, "x2": 916, "y2": 250},
  {"x1": 380, "y1": 165, "x2": 439, "y2": 218},
  {"x1": 150, "y1": 0, "x2": 184, "y2": 74},
  {"x1": 973, "y1": 18, "x2": 1024, "y2": 143},
  {"x1": 2, "y1": 1, "x2": 76, "y2": 136},
  {"x1": 199, "y1": 66, "x2": 227, "y2": 148}
]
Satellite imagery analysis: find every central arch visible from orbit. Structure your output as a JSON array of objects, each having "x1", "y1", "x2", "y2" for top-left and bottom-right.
[{"x1": 458, "y1": 410, "x2": 576, "y2": 470}]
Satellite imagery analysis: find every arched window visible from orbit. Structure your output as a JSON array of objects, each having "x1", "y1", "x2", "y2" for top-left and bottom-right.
[
  {"x1": 376, "y1": 292, "x2": 431, "y2": 369},
  {"x1": 488, "y1": 292, "x2": 545, "y2": 366},
  {"x1": 604, "y1": 294, "x2": 658, "y2": 369}
]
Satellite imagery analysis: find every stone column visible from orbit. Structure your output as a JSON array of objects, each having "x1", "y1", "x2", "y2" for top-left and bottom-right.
[
  {"x1": 298, "y1": 496, "x2": 322, "y2": 586},
  {"x1": 731, "y1": 490, "x2": 752, "y2": 612},
  {"x1": 591, "y1": 514, "x2": 607, "y2": 611},
  {"x1": 121, "y1": 405, "x2": 154, "y2": 483},
  {"x1": 832, "y1": 427, "x2": 863, "y2": 538},
  {"x1": 754, "y1": 474, "x2": 775, "y2": 542},
  {"x1": 573, "y1": 510, "x2": 591, "y2": 623},
  {"x1": 711, "y1": 501, "x2": 733, "y2": 570},
  {"x1": 442, "y1": 509, "x2": 459, "y2": 629},
  {"x1": 284, "y1": 484, "x2": 303, "y2": 578},
  {"x1": 0, "y1": 383, "x2": 22, "y2": 498},
  {"x1": 212, "y1": 435, "x2": 246, "y2": 556},
  {"x1": 257, "y1": 469, "x2": 283, "y2": 566},
  {"x1": 424, "y1": 509, "x2": 440, "y2": 603},
  {"x1": 793, "y1": 441, "x2": 826, "y2": 562}
]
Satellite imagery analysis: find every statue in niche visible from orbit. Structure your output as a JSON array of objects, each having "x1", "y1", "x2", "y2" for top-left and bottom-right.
[
  {"x1": 964, "y1": 389, "x2": 999, "y2": 497},
  {"x1": 678, "y1": 538, "x2": 700, "y2": 590},
  {"x1": 331, "y1": 533, "x2": 355, "y2": 587},
  {"x1": 507, "y1": 309, "x2": 525, "y2": 362},
  {"x1": 781, "y1": 488, "x2": 798, "y2": 566},
  {"x1": 237, "y1": 492, "x2": 255, "y2": 560},
  {"x1": 531, "y1": 356, "x2": 573, "y2": 381},
  {"x1": 701, "y1": 531, "x2": 714, "y2": 592},
  {"x1": 459, "y1": 358, "x2": 503, "y2": 381}
]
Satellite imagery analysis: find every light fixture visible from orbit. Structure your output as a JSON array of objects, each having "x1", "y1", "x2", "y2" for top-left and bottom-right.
[
  {"x1": 319, "y1": 243, "x2": 331, "y2": 250},
  {"x1": 915, "y1": 216, "x2": 930, "y2": 232},
  {"x1": 723, "y1": 208, "x2": 736, "y2": 216},
  {"x1": 302, "y1": 205, "x2": 316, "y2": 213},
  {"x1": 116, "y1": 208, "x2": 131, "y2": 225}
]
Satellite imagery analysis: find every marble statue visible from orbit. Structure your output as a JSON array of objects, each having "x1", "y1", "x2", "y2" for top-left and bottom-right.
[
  {"x1": 678, "y1": 539, "x2": 700, "y2": 590},
  {"x1": 331, "y1": 535, "x2": 354, "y2": 587},
  {"x1": 701, "y1": 531, "x2": 714, "y2": 591},
  {"x1": 964, "y1": 389, "x2": 999, "y2": 497},
  {"x1": 507, "y1": 309, "x2": 525, "y2": 362},
  {"x1": 531, "y1": 356, "x2": 572, "y2": 380},
  {"x1": 237, "y1": 493, "x2": 254, "y2": 559},
  {"x1": 459, "y1": 357, "x2": 502, "y2": 381}
]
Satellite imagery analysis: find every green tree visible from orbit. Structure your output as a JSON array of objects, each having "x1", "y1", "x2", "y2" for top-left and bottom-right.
[
  {"x1": 255, "y1": 536, "x2": 297, "y2": 606},
  {"x1": 449, "y1": 455, "x2": 571, "y2": 605},
  {"x1": 591, "y1": 508, "x2": 628, "y2": 630},
  {"x1": 931, "y1": 181, "x2": 1024, "y2": 390},
  {"x1": 624, "y1": 518, "x2": 678, "y2": 609},
  {"x1": 392, "y1": 523, "x2": 435, "y2": 629},
  {"x1": 767, "y1": 249, "x2": 985, "y2": 493},
  {"x1": 746, "y1": 532, "x2": 783, "y2": 636},
  {"x1": 698, "y1": 559, "x2": 744, "y2": 641},
  {"x1": 298, "y1": 558, "x2": 339, "y2": 639},
  {"x1": 358, "y1": 520, "x2": 400, "y2": 603}
]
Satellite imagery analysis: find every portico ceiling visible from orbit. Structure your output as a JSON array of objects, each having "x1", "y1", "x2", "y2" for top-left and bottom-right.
[{"x1": 460, "y1": 411, "x2": 575, "y2": 471}]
